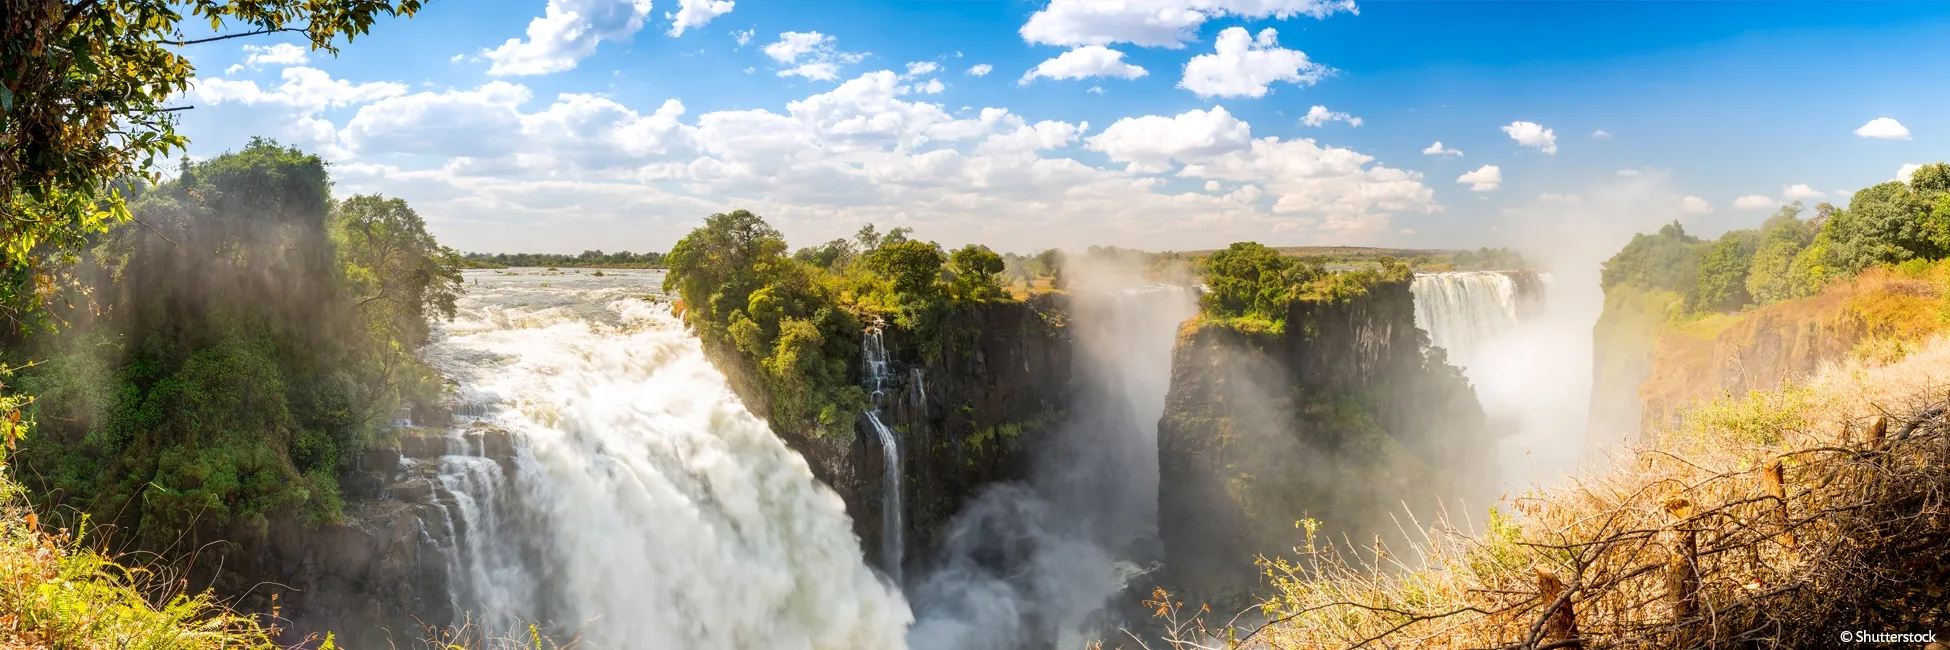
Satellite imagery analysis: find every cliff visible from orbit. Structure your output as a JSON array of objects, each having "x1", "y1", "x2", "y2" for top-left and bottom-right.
[
  {"x1": 1635, "y1": 268, "x2": 1946, "y2": 434},
  {"x1": 700, "y1": 295, "x2": 1073, "y2": 578},
  {"x1": 1155, "y1": 279, "x2": 1494, "y2": 604}
]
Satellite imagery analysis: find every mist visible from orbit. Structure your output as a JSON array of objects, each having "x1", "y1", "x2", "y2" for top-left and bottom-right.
[
  {"x1": 1462, "y1": 171, "x2": 1711, "y2": 487},
  {"x1": 907, "y1": 260, "x2": 1198, "y2": 650}
]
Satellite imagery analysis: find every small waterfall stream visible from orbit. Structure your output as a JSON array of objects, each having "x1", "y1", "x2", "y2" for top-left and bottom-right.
[{"x1": 862, "y1": 324, "x2": 903, "y2": 583}]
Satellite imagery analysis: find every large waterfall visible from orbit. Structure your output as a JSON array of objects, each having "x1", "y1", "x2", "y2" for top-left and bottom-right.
[
  {"x1": 1410, "y1": 271, "x2": 1543, "y2": 370},
  {"x1": 862, "y1": 324, "x2": 903, "y2": 583},
  {"x1": 420, "y1": 269, "x2": 911, "y2": 648}
]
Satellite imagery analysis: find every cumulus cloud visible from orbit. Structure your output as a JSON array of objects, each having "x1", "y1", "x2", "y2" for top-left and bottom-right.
[
  {"x1": 1019, "y1": 0, "x2": 1357, "y2": 48},
  {"x1": 1300, "y1": 105, "x2": 1361, "y2": 127},
  {"x1": 1898, "y1": 163, "x2": 1923, "y2": 183},
  {"x1": 191, "y1": 67, "x2": 408, "y2": 114},
  {"x1": 1501, "y1": 121, "x2": 1557, "y2": 155},
  {"x1": 733, "y1": 28, "x2": 754, "y2": 47},
  {"x1": 667, "y1": 0, "x2": 734, "y2": 36},
  {"x1": 1591, "y1": 129, "x2": 1611, "y2": 139},
  {"x1": 1733, "y1": 194, "x2": 1776, "y2": 210},
  {"x1": 238, "y1": 43, "x2": 309, "y2": 69},
  {"x1": 1681, "y1": 195, "x2": 1712, "y2": 214},
  {"x1": 1422, "y1": 141, "x2": 1462, "y2": 157},
  {"x1": 484, "y1": 0, "x2": 653, "y2": 76},
  {"x1": 904, "y1": 61, "x2": 941, "y2": 78},
  {"x1": 764, "y1": 31, "x2": 867, "y2": 81},
  {"x1": 1178, "y1": 27, "x2": 1326, "y2": 99},
  {"x1": 1457, "y1": 165, "x2": 1501, "y2": 191},
  {"x1": 1854, "y1": 117, "x2": 1910, "y2": 140},
  {"x1": 1020, "y1": 46, "x2": 1147, "y2": 84},
  {"x1": 1782, "y1": 184, "x2": 1826, "y2": 200},
  {"x1": 967, "y1": 63, "x2": 993, "y2": 77},
  {"x1": 1087, "y1": 106, "x2": 1253, "y2": 172}
]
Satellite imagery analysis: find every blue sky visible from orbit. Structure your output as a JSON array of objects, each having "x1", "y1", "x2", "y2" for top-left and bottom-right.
[{"x1": 170, "y1": 0, "x2": 1950, "y2": 255}]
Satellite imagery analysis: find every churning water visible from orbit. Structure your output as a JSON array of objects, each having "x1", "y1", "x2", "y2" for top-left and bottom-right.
[
  {"x1": 1410, "y1": 271, "x2": 1528, "y2": 371},
  {"x1": 421, "y1": 269, "x2": 911, "y2": 649}
]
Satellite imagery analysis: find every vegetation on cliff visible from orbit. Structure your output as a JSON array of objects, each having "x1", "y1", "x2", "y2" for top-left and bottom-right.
[
  {"x1": 11, "y1": 139, "x2": 461, "y2": 547},
  {"x1": 1194, "y1": 241, "x2": 1413, "y2": 335},
  {"x1": 457, "y1": 250, "x2": 666, "y2": 269},
  {"x1": 1156, "y1": 329, "x2": 1950, "y2": 649},
  {"x1": 663, "y1": 210, "x2": 1014, "y2": 439}
]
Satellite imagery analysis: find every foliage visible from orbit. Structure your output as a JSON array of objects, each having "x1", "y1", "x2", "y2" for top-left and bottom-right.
[
  {"x1": 1447, "y1": 246, "x2": 1528, "y2": 271},
  {"x1": 1745, "y1": 204, "x2": 1818, "y2": 305},
  {"x1": 459, "y1": 250, "x2": 665, "y2": 269},
  {"x1": 1191, "y1": 242, "x2": 1412, "y2": 334},
  {"x1": 665, "y1": 211, "x2": 1020, "y2": 439},
  {"x1": 1, "y1": 0, "x2": 422, "y2": 328},
  {"x1": 1599, "y1": 220, "x2": 1705, "y2": 293},
  {"x1": 12, "y1": 140, "x2": 456, "y2": 549},
  {"x1": 1687, "y1": 228, "x2": 1758, "y2": 313}
]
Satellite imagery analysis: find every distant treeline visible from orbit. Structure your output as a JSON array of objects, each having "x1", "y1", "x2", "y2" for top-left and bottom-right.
[{"x1": 459, "y1": 250, "x2": 667, "y2": 269}]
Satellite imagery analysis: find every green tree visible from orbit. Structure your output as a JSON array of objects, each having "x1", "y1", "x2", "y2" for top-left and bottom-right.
[
  {"x1": 2, "y1": 0, "x2": 423, "y2": 327},
  {"x1": 1600, "y1": 221, "x2": 1706, "y2": 293},
  {"x1": 663, "y1": 209, "x2": 790, "y2": 335},
  {"x1": 949, "y1": 244, "x2": 1006, "y2": 301},
  {"x1": 334, "y1": 194, "x2": 463, "y2": 349},
  {"x1": 1745, "y1": 203, "x2": 1817, "y2": 305},
  {"x1": 1200, "y1": 242, "x2": 1322, "y2": 325},
  {"x1": 1690, "y1": 229, "x2": 1758, "y2": 313}
]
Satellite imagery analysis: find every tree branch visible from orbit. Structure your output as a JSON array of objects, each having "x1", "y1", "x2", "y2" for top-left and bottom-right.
[{"x1": 162, "y1": 27, "x2": 306, "y2": 47}]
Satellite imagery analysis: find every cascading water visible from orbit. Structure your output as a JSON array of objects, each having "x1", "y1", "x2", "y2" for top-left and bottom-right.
[
  {"x1": 861, "y1": 324, "x2": 903, "y2": 583},
  {"x1": 1410, "y1": 271, "x2": 1527, "y2": 370},
  {"x1": 420, "y1": 269, "x2": 911, "y2": 648}
]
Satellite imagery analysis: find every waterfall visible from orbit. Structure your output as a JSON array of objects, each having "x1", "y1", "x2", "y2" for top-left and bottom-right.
[
  {"x1": 1411, "y1": 271, "x2": 1544, "y2": 370},
  {"x1": 862, "y1": 324, "x2": 903, "y2": 583},
  {"x1": 421, "y1": 269, "x2": 911, "y2": 649}
]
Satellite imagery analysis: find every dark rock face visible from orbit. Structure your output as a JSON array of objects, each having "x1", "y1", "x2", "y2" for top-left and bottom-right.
[
  {"x1": 1155, "y1": 280, "x2": 1496, "y2": 605},
  {"x1": 222, "y1": 425, "x2": 520, "y2": 648},
  {"x1": 703, "y1": 295, "x2": 1075, "y2": 580}
]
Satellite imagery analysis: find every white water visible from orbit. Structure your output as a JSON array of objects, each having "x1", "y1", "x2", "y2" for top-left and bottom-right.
[
  {"x1": 862, "y1": 324, "x2": 903, "y2": 582},
  {"x1": 422, "y1": 269, "x2": 911, "y2": 649},
  {"x1": 1410, "y1": 272, "x2": 1525, "y2": 371}
]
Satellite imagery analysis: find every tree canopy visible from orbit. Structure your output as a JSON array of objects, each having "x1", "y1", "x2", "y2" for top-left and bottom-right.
[{"x1": 1, "y1": 0, "x2": 422, "y2": 327}]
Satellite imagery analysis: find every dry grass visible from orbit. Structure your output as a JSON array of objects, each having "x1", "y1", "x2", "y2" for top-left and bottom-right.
[{"x1": 1141, "y1": 336, "x2": 1950, "y2": 649}]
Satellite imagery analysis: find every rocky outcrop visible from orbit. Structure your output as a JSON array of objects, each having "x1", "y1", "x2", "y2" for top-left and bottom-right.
[
  {"x1": 1636, "y1": 272, "x2": 1943, "y2": 435},
  {"x1": 217, "y1": 424, "x2": 519, "y2": 648},
  {"x1": 703, "y1": 295, "x2": 1074, "y2": 580},
  {"x1": 1156, "y1": 280, "x2": 1495, "y2": 605}
]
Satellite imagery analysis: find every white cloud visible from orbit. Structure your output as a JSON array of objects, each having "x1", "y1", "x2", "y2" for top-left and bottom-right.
[
  {"x1": 1457, "y1": 164, "x2": 1501, "y2": 191},
  {"x1": 1782, "y1": 184, "x2": 1825, "y2": 200},
  {"x1": 191, "y1": 67, "x2": 408, "y2": 114},
  {"x1": 764, "y1": 31, "x2": 866, "y2": 81},
  {"x1": 1087, "y1": 106, "x2": 1253, "y2": 172},
  {"x1": 967, "y1": 63, "x2": 993, "y2": 77},
  {"x1": 1591, "y1": 129, "x2": 1611, "y2": 139},
  {"x1": 915, "y1": 79, "x2": 946, "y2": 94},
  {"x1": 1681, "y1": 195, "x2": 1712, "y2": 214},
  {"x1": 1854, "y1": 117, "x2": 1910, "y2": 140},
  {"x1": 1501, "y1": 121, "x2": 1557, "y2": 155},
  {"x1": 1019, "y1": 46, "x2": 1147, "y2": 84},
  {"x1": 484, "y1": 0, "x2": 654, "y2": 76},
  {"x1": 1733, "y1": 194, "x2": 1776, "y2": 210},
  {"x1": 1178, "y1": 136, "x2": 1438, "y2": 229},
  {"x1": 1300, "y1": 105, "x2": 1361, "y2": 127},
  {"x1": 904, "y1": 61, "x2": 941, "y2": 78},
  {"x1": 1019, "y1": 0, "x2": 1357, "y2": 49},
  {"x1": 1421, "y1": 141, "x2": 1462, "y2": 157},
  {"x1": 1898, "y1": 163, "x2": 1923, "y2": 183},
  {"x1": 1204, "y1": 180, "x2": 1222, "y2": 191},
  {"x1": 240, "y1": 43, "x2": 309, "y2": 68},
  {"x1": 1178, "y1": 27, "x2": 1327, "y2": 99},
  {"x1": 667, "y1": 0, "x2": 734, "y2": 36},
  {"x1": 733, "y1": 29, "x2": 754, "y2": 47},
  {"x1": 1087, "y1": 85, "x2": 1105, "y2": 94}
]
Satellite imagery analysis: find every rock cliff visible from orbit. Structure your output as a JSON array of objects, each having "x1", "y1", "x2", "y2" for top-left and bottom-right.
[
  {"x1": 1155, "y1": 279, "x2": 1495, "y2": 604},
  {"x1": 701, "y1": 295, "x2": 1074, "y2": 579}
]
